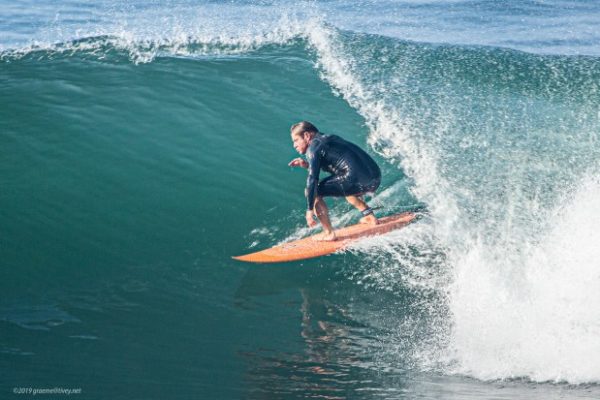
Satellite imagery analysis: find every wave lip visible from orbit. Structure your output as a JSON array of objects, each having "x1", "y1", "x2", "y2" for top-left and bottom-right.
[
  {"x1": 0, "y1": 25, "x2": 306, "y2": 64},
  {"x1": 1, "y1": 2, "x2": 316, "y2": 62}
]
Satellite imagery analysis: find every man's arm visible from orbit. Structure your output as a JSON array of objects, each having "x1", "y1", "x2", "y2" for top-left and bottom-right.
[{"x1": 305, "y1": 145, "x2": 322, "y2": 212}]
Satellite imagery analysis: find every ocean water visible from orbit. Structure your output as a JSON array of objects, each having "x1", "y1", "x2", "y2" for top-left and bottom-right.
[{"x1": 2, "y1": 1, "x2": 600, "y2": 399}]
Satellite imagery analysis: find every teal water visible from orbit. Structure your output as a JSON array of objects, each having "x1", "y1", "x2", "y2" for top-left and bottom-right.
[
  {"x1": 1, "y1": 43, "x2": 420, "y2": 398},
  {"x1": 2, "y1": 7, "x2": 600, "y2": 399}
]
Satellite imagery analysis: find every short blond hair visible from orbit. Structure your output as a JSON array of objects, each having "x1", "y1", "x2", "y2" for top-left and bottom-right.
[{"x1": 291, "y1": 121, "x2": 319, "y2": 136}]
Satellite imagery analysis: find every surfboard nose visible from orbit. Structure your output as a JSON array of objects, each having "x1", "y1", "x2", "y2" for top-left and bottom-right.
[{"x1": 232, "y1": 253, "x2": 284, "y2": 263}]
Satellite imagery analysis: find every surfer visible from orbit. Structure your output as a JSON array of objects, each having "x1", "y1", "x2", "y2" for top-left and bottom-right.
[{"x1": 288, "y1": 121, "x2": 381, "y2": 241}]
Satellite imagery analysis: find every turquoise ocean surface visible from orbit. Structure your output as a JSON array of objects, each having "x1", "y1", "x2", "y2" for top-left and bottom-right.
[{"x1": 2, "y1": 1, "x2": 600, "y2": 399}]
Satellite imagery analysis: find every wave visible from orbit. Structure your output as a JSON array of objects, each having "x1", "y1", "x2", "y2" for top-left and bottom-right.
[{"x1": 3, "y1": 16, "x2": 600, "y2": 384}]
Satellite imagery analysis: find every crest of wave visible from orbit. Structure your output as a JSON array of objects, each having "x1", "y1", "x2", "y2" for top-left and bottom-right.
[{"x1": 2, "y1": 3, "x2": 310, "y2": 63}]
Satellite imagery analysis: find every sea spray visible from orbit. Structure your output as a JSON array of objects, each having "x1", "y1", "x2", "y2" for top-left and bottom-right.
[
  {"x1": 449, "y1": 175, "x2": 600, "y2": 383},
  {"x1": 302, "y1": 21, "x2": 600, "y2": 383}
]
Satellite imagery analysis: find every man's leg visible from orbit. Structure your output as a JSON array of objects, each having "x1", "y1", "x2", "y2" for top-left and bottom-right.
[
  {"x1": 314, "y1": 196, "x2": 337, "y2": 241},
  {"x1": 345, "y1": 195, "x2": 378, "y2": 225}
]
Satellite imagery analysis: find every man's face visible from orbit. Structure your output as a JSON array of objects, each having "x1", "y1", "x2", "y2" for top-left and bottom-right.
[{"x1": 291, "y1": 131, "x2": 310, "y2": 154}]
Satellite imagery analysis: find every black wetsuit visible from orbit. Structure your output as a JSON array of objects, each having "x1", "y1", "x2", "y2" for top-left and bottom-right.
[{"x1": 305, "y1": 134, "x2": 381, "y2": 210}]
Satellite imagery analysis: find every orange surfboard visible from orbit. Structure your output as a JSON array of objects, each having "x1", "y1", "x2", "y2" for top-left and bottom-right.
[{"x1": 233, "y1": 211, "x2": 419, "y2": 264}]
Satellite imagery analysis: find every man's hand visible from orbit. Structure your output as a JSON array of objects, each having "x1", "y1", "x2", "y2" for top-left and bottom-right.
[
  {"x1": 288, "y1": 158, "x2": 308, "y2": 168},
  {"x1": 306, "y1": 210, "x2": 317, "y2": 227}
]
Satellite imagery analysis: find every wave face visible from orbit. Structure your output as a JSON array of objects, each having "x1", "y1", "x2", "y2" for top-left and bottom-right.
[{"x1": 2, "y1": 1, "x2": 600, "y2": 398}]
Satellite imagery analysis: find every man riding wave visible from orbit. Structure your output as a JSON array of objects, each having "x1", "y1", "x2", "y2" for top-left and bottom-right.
[{"x1": 288, "y1": 121, "x2": 381, "y2": 241}]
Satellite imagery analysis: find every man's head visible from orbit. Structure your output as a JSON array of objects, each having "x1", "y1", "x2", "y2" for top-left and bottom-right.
[{"x1": 290, "y1": 121, "x2": 319, "y2": 154}]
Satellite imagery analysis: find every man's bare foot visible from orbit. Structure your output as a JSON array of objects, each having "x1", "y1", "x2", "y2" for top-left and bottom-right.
[
  {"x1": 359, "y1": 214, "x2": 379, "y2": 225},
  {"x1": 313, "y1": 231, "x2": 337, "y2": 241}
]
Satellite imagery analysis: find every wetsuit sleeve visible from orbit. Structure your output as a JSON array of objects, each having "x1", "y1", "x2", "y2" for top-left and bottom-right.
[{"x1": 305, "y1": 143, "x2": 322, "y2": 211}]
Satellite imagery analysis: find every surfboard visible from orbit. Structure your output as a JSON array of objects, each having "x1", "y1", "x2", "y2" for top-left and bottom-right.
[{"x1": 233, "y1": 211, "x2": 419, "y2": 264}]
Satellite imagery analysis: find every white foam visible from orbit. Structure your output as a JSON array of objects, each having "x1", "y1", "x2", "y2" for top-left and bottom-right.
[{"x1": 448, "y1": 176, "x2": 600, "y2": 383}]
